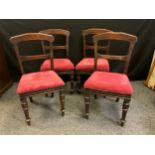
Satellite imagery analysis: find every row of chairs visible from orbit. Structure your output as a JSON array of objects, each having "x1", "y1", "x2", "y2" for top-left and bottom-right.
[{"x1": 10, "y1": 28, "x2": 137, "y2": 127}]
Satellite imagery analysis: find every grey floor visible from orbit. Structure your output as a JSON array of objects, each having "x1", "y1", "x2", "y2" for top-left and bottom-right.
[{"x1": 0, "y1": 81, "x2": 155, "y2": 135}]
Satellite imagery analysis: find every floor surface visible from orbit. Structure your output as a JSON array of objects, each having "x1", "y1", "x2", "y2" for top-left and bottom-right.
[{"x1": 0, "y1": 81, "x2": 155, "y2": 134}]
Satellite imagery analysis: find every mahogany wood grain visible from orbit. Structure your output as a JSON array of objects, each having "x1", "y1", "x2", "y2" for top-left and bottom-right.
[
  {"x1": 10, "y1": 33, "x2": 65, "y2": 125},
  {"x1": 39, "y1": 29, "x2": 70, "y2": 57},
  {"x1": 82, "y1": 28, "x2": 112, "y2": 57},
  {"x1": 10, "y1": 33, "x2": 55, "y2": 74},
  {"x1": 93, "y1": 32, "x2": 137, "y2": 74},
  {"x1": 39, "y1": 29, "x2": 74, "y2": 93},
  {"x1": 84, "y1": 32, "x2": 137, "y2": 126},
  {"x1": 76, "y1": 28, "x2": 112, "y2": 92}
]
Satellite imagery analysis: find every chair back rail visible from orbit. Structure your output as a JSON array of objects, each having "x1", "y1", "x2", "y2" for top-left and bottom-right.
[
  {"x1": 82, "y1": 28, "x2": 112, "y2": 57},
  {"x1": 39, "y1": 29, "x2": 70, "y2": 57},
  {"x1": 93, "y1": 32, "x2": 137, "y2": 73},
  {"x1": 10, "y1": 33, "x2": 55, "y2": 74}
]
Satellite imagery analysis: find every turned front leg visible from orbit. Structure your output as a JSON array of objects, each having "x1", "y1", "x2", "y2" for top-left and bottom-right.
[
  {"x1": 77, "y1": 74, "x2": 81, "y2": 93},
  {"x1": 120, "y1": 98, "x2": 130, "y2": 127},
  {"x1": 20, "y1": 97, "x2": 31, "y2": 126},
  {"x1": 50, "y1": 93, "x2": 54, "y2": 97},
  {"x1": 29, "y1": 96, "x2": 34, "y2": 103},
  {"x1": 94, "y1": 94, "x2": 98, "y2": 99},
  {"x1": 84, "y1": 94, "x2": 90, "y2": 119},
  {"x1": 70, "y1": 73, "x2": 74, "y2": 94},
  {"x1": 59, "y1": 91, "x2": 65, "y2": 116},
  {"x1": 116, "y1": 97, "x2": 120, "y2": 102}
]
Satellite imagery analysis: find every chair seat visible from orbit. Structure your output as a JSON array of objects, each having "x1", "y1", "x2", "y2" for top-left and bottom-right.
[
  {"x1": 75, "y1": 58, "x2": 109, "y2": 72},
  {"x1": 40, "y1": 58, "x2": 74, "y2": 71},
  {"x1": 17, "y1": 71, "x2": 65, "y2": 94},
  {"x1": 84, "y1": 71, "x2": 133, "y2": 95}
]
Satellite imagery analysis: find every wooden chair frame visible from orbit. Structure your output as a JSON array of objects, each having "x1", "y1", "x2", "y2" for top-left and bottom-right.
[
  {"x1": 10, "y1": 33, "x2": 65, "y2": 125},
  {"x1": 76, "y1": 28, "x2": 112, "y2": 92},
  {"x1": 39, "y1": 29, "x2": 74, "y2": 93},
  {"x1": 84, "y1": 32, "x2": 137, "y2": 126}
]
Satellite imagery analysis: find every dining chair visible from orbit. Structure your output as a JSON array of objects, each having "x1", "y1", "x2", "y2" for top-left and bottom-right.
[
  {"x1": 39, "y1": 29, "x2": 74, "y2": 94},
  {"x1": 10, "y1": 33, "x2": 65, "y2": 125},
  {"x1": 83, "y1": 32, "x2": 137, "y2": 126},
  {"x1": 75, "y1": 28, "x2": 112, "y2": 92}
]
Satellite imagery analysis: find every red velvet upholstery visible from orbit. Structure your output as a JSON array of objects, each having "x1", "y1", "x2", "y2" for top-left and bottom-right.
[
  {"x1": 17, "y1": 71, "x2": 65, "y2": 94},
  {"x1": 75, "y1": 58, "x2": 109, "y2": 72},
  {"x1": 40, "y1": 58, "x2": 74, "y2": 71},
  {"x1": 84, "y1": 71, "x2": 133, "y2": 95}
]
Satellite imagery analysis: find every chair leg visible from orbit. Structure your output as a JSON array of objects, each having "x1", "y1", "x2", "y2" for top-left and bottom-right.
[
  {"x1": 120, "y1": 98, "x2": 130, "y2": 127},
  {"x1": 45, "y1": 93, "x2": 54, "y2": 97},
  {"x1": 77, "y1": 74, "x2": 81, "y2": 93},
  {"x1": 50, "y1": 93, "x2": 54, "y2": 97},
  {"x1": 94, "y1": 94, "x2": 98, "y2": 99},
  {"x1": 116, "y1": 97, "x2": 120, "y2": 102},
  {"x1": 20, "y1": 97, "x2": 31, "y2": 126},
  {"x1": 70, "y1": 74, "x2": 74, "y2": 94},
  {"x1": 29, "y1": 96, "x2": 34, "y2": 103},
  {"x1": 59, "y1": 91, "x2": 65, "y2": 116},
  {"x1": 84, "y1": 94, "x2": 90, "y2": 119}
]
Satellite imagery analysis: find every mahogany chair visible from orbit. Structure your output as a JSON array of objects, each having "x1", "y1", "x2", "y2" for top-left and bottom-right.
[
  {"x1": 10, "y1": 33, "x2": 65, "y2": 125},
  {"x1": 39, "y1": 29, "x2": 74, "y2": 93},
  {"x1": 75, "y1": 28, "x2": 112, "y2": 92},
  {"x1": 83, "y1": 32, "x2": 137, "y2": 126}
]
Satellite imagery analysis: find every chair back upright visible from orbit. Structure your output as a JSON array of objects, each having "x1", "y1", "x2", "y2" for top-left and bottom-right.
[
  {"x1": 93, "y1": 32, "x2": 137, "y2": 74},
  {"x1": 82, "y1": 28, "x2": 112, "y2": 58},
  {"x1": 10, "y1": 33, "x2": 55, "y2": 74},
  {"x1": 39, "y1": 29, "x2": 70, "y2": 58}
]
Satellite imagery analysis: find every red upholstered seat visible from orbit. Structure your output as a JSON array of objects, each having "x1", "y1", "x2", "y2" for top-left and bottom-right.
[
  {"x1": 40, "y1": 58, "x2": 74, "y2": 71},
  {"x1": 84, "y1": 71, "x2": 133, "y2": 95},
  {"x1": 17, "y1": 71, "x2": 65, "y2": 94},
  {"x1": 75, "y1": 58, "x2": 109, "y2": 72}
]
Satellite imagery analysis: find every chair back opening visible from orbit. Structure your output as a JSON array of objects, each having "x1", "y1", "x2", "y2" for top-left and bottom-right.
[
  {"x1": 93, "y1": 32, "x2": 138, "y2": 73},
  {"x1": 10, "y1": 33, "x2": 55, "y2": 74},
  {"x1": 39, "y1": 29, "x2": 70, "y2": 58}
]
